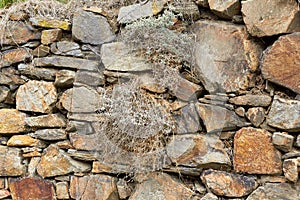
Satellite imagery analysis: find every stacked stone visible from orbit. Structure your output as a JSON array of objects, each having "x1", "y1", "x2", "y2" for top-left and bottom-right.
[{"x1": 0, "y1": 0, "x2": 300, "y2": 199}]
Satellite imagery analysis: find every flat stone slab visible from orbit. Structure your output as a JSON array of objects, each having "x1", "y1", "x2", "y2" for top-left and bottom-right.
[{"x1": 0, "y1": 109, "x2": 26, "y2": 134}]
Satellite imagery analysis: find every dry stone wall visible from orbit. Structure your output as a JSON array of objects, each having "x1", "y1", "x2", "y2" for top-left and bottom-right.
[{"x1": 0, "y1": 0, "x2": 300, "y2": 199}]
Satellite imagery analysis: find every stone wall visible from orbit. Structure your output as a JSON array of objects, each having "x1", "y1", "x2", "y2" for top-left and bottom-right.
[{"x1": 0, "y1": 0, "x2": 300, "y2": 199}]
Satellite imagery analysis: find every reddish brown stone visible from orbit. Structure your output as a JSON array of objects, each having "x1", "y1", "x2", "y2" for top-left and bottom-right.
[
  {"x1": 262, "y1": 33, "x2": 300, "y2": 94},
  {"x1": 245, "y1": 107, "x2": 265, "y2": 127},
  {"x1": 234, "y1": 127, "x2": 282, "y2": 174},
  {"x1": 10, "y1": 178, "x2": 55, "y2": 200},
  {"x1": 229, "y1": 94, "x2": 272, "y2": 107},
  {"x1": 0, "y1": 48, "x2": 32, "y2": 68}
]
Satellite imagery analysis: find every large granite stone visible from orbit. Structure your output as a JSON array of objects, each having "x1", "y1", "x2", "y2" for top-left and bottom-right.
[
  {"x1": 261, "y1": 33, "x2": 300, "y2": 94},
  {"x1": 0, "y1": 109, "x2": 26, "y2": 134},
  {"x1": 16, "y1": 80, "x2": 57, "y2": 113},
  {"x1": 0, "y1": 145, "x2": 26, "y2": 176}
]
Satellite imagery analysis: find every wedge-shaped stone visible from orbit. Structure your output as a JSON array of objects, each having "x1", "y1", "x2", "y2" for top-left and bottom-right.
[
  {"x1": 18, "y1": 64, "x2": 57, "y2": 81},
  {"x1": 25, "y1": 114, "x2": 67, "y2": 128},
  {"x1": 0, "y1": 48, "x2": 32, "y2": 68},
  {"x1": 7, "y1": 135, "x2": 39, "y2": 147},
  {"x1": 234, "y1": 127, "x2": 282, "y2": 174},
  {"x1": 166, "y1": 134, "x2": 231, "y2": 169},
  {"x1": 267, "y1": 96, "x2": 300, "y2": 132},
  {"x1": 29, "y1": 129, "x2": 67, "y2": 141},
  {"x1": 0, "y1": 145, "x2": 26, "y2": 176},
  {"x1": 0, "y1": 109, "x2": 26, "y2": 134},
  {"x1": 208, "y1": 0, "x2": 240, "y2": 19},
  {"x1": 30, "y1": 17, "x2": 71, "y2": 30},
  {"x1": 118, "y1": 1, "x2": 153, "y2": 24},
  {"x1": 262, "y1": 33, "x2": 300, "y2": 94},
  {"x1": 37, "y1": 145, "x2": 91, "y2": 178}
]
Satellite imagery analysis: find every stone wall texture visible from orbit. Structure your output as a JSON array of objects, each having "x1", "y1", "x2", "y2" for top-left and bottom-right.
[{"x1": 0, "y1": 0, "x2": 300, "y2": 199}]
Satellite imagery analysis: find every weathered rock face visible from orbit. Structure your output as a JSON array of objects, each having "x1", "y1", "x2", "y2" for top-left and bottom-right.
[
  {"x1": 246, "y1": 183, "x2": 298, "y2": 200},
  {"x1": 261, "y1": 33, "x2": 300, "y2": 94},
  {"x1": 54, "y1": 69, "x2": 75, "y2": 88},
  {"x1": 234, "y1": 127, "x2": 282, "y2": 174},
  {"x1": 241, "y1": 0, "x2": 300, "y2": 37},
  {"x1": 18, "y1": 64, "x2": 57, "y2": 81},
  {"x1": 10, "y1": 178, "x2": 55, "y2": 200},
  {"x1": 245, "y1": 107, "x2": 265, "y2": 127},
  {"x1": 192, "y1": 20, "x2": 262, "y2": 93},
  {"x1": 41, "y1": 29, "x2": 62, "y2": 45},
  {"x1": 29, "y1": 129, "x2": 67, "y2": 141},
  {"x1": 69, "y1": 175, "x2": 119, "y2": 200},
  {"x1": 7, "y1": 135, "x2": 39, "y2": 147},
  {"x1": 208, "y1": 0, "x2": 240, "y2": 19},
  {"x1": 201, "y1": 169, "x2": 258, "y2": 197},
  {"x1": 0, "y1": 109, "x2": 26, "y2": 134},
  {"x1": 0, "y1": 145, "x2": 26, "y2": 176},
  {"x1": 118, "y1": 1, "x2": 153, "y2": 24},
  {"x1": 37, "y1": 145, "x2": 91, "y2": 178},
  {"x1": 229, "y1": 94, "x2": 272, "y2": 107},
  {"x1": 166, "y1": 134, "x2": 231, "y2": 169},
  {"x1": 129, "y1": 173, "x2": 193, "y2": 200},
  {"x1": 283, "y1": 159, "x2": 298, "y2": 183},
  {"x1": 72, "y1": 9, "x2": 115, "y2": 45},
  {"x1": 0, "y1": 48, "x2": 32, "y2": 68},
  {"x1": 51, "y1": 41, "x2": 83, "y2": 57},
  {"x1": 267, "y1": 96, "x2": 300, "y2": 132},
  {"x1": 16, "y1": 80, "x2": 57, "y2": 113},
  {"x1": 0, "y1": 86, "x2": 9, "y2": 103},
  {"x1": 55, "y1": 182, "x2": 69, "y2": 199},
  {"x1": 25, "y1": 113, "x2": 67, "y2": 128},
  {"x1": 272, "y1": 132, "x2": 294, "y2": 152}
]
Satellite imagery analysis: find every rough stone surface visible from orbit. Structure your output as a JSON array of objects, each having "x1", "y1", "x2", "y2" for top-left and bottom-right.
[
  {"x1": 29, "y1": 17, "x2": 71, "y2": 30},
  {"x1": 18, "y1": 63, "x2": 57, "y2": 81},
  {"x1": 172, "y1": 0, "x2": 200, "y2": 21},
  {"x1": 75, "y1": 70, "x2": 105, "y2": 87},
  {"x1": 201, "y1": 193, "x2": 218, "y2": 200},
  {"x1": 118, "y1": 1, "x2": 152, "y2": 23},
  {"x1": 208, "y1": 0, "x2": 240, "y2": 19},
  {"x1": 272, "y1": 132, "x2": 294, "y2": 152},
  {"x1": 0, "y1": 189, "x2": 10, "y2": 199},
  {"x1": 0, "y1": 86, "x2": 9, "y2": 103},
  {"x1": 229, "y1": 94, "x2": 272, "y2": 107},
  {"x1": 201, "y1": 169, "x2": 258, "y2": 197},
  {"x1": 51, "y1": 41, "x2": 83, "y2": 57},
  {"x1": 0, "y1": 145, "x2": 26, "y2": 176},
  {"x1": 57, "y1": 89, "x2": 73, "y2": 112},
  {"x1": 246, "y1": 183, "x2": 298, "y2": 200},
  {"x1": 54, "y1": 70, "x2": 75, "y2": 88},
  {"x1": 117, "y1": 179, "x2": 132, "y2": 199},
  {"x1": 29, "y1": 129, "x2": 67, "y2": 141},
  {"x1": 70, "y1": 86, "x2": 100, "y2": 113},
  {"x1": 234, "y1": 127, "x2": 282, "y2": 174},
  {"x1": 72, "y1": 9, "x2": 115, "y2": 45},
  {"x1": 166, "y1": 134, "x2": 231, "y2": 169},
  {"x1": 69, "y1": 175, "x2": 119, "y2": 200},
  {"x1": 33, "y1": 56, "x2": 100, "y2": 71},
  {"x1": 170, "y1": 76, "x2": 203, "y2": 101},
  {"x1": 0, "y1": 68, "x2": 25, "y2": 85},
  {"x1": 283, "y1": 159, "x2": 298, "y2": 183},
  {"x1": 0, "y1": 109, "x2": 26, "y2": 134},
  {"x1": 192, "y1": 20, "x2": 262, "y2": 93},
  {"x1": 245, "y1": 107, "x2": 265, "y2": 127},
  {"x1": 16, "y1": 80, "x2": 57, "y2": 113},
  {"x1": 37, "y1": 145, "x2": 91, "y2": 178},
  {"x1": 56, "y1": 182, "x2": 69, "y2": 199},
  {"x1": 0, "y1": 48, "x2": 32, "y2": 68},
  {"x1": 129, "y1": 173, "x2": 193, "y2": 200},
  {"x1": 241, "y1": 0, "x2": 300, "y2": 37},
  {"x1": 295, "y1": 135, "x2": 300, "y2": 148},
  {"x1": 196, "y1": 103, "x2": 246, "y2": 133},
  {"x1": 32, "y1": 45, "x2": 50, "y2": 57},
  {"x1": 25, "y1": 113, "x2": 67, "y2": 128},
  {"x1": 101, "y1": 42, "x2": 152, "y2": 72},
  {"x1": 267, "y1": 96, "x2": 300, "y2": 132},
  {"x1": 0, "y1": 22, "x2": 40, "y2": 45},
  {"x1": 7, "y1": 135, "x2": 39, "y2": 147},
  {"x1": 261, "y1": 33, "x2": 300, "y2": 94},
  {"x1": 10, "y1": 178, "x2": 55, "y2": 200},
  {"x1": 41, "y1": 29, "x2": 62, "y2": 45}
]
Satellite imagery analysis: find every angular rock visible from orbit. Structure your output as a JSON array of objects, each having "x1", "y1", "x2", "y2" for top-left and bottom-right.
[
  {"x1": 0, "y1": 48, "x2": 32, "y2": 68},
  {"x1": 7, "y1": 135, "x2": 39, "y2": 147},
  {"x1": 272, "y1": 132, "x2": 294, "y2": 152},
  {"x1": 117, "y1": 179, "x2": 132, "y2": 199},
  {"x1": 0, "y1": 189, "x2": 10, "y2": 199},
  {"x1": 51, "y1": 41, "x2": 83, "y2": 57},
  {"x1": 67, "y1": 150, "x2": 98, "y2": 161},
  {"x1": 0, "y1": 109, "x2": 26, "y2": 134},
  {"x1": 25, "y1": 113, "x2": 67, "y2": 128},
  {"x1": 32, "y1": 45, "x2": 50, "y2": 57},
  {"x1": 72, "y1": 9, "x2": 115, "y2": 45},
  {"x1": 92, "y1": 161, "x2": 114, "y2": 174},
  {"x1": 41, "y1": 29, "x2": 62, "y2": 45},
  {"x1": 229, "y1": 94, "x2": 272, "y2": 107},
  {"x1": 259, "y1": 175, "x2": 287, "y2": 184},
  {"x1": 0, "y1": 68, "x2": 25, "y2": 85},
  {"x1": 195, "y1": 0, "x2": 209, "y2": 7},
  {"x1": 192, "y1": 20, "x2": 262, "y2": 93},
  {"x1": 74, "y1": 70, "x2": 105, "y2": 87},
  {"x1": 241, "y1": 0, "x2": 300, "y2": 37},
  {"x1": 234, "y1": 127, "x2": 282, "y2": 174},
  {"x1": 267, "y1": 96, "x2": 300, "y2": 132},
  {"x1": 166, "y1": 134, "x2": 231, "y2": 169},
  {"x1": 69, "y1": 132, "x2": 100, "y2": 151},
  {"x1": 29, "y1": 129, "x2": 67, "y2": 141},
  {"x1": 129, "y1": 173, "x2": 193, "y2": 200},
  {"x1": 261, "y1": 33, "x2": 300, "y2": 93},
  {"x1": 18, "y1": 63, "x2": 57, "y2": 81},
  {"x1": 56, "y1": 182, "x2": 69, "y2": 200},
  {"x1": 201, "y1": 169, "x2": 258, "y2": 197},
  {"x1": 10, "y1": 178, "x2": 55, "y2": 200},
  {"x1": 29, "y1": 17, "x2": 71, "y2": 30},
  {"x1": 246, "y1": 183, "x2": 298, "y2": 200},
  {"x1": 69, "y1": 175, "x2": 119, "y2": 200},
  {"x1": 16, "y1": 80, "x2": 57, "y2": 113},
  {"x1": 201, "y1": 193, "x2": 218, "y2": 200},
  {"x1": 33, "y1": 56, "x2": 100, "y2": 71},
  {"x1": 245, "y1": 107, "x2": 265, "y2": 127},
  {"x1": 37, "y1": 145, "x2": 91, "y2": 178},
  {"x1": 170, "y1": 76, "x2": 203, "y2": 101},
  {"x1": 0, "y1": 22, "x2": 40, "y2": 45},
  {"x1": 171, "y1": 0, "x2": 200, "y2": 21},
  {"x1": 71, "y1": 86, "x2": 101, "y2": 113},
  {"x1": 54, "y1": 70, "x2": 75, "y2": 88},
  {"x1": 208, "y1": 0, "x2": 240, "y2": 19},
  {"x1": 101, "y1": 42, "x2": 152, "y2": 72},
  {"x1": 117, "y1": 1, "x2": 153, "y2": 24},
  {"x1": 235, "y1": 107, "x2": 245, "y2": 117},
  {"x1": 0, "y1": 86, "x2": 9, "y2": 103},
  {"x1": 57, "y1": 89, "x2": 73, "y2": 112},
  {"x1": 196, "y1": 103, "x2": 246, "y2": 133},
  {"x1": 295, "y1": 135, "x2": 300, "y2": 148},
  {"x1": 283, "y1": 159, "x2": 298, "y2": 183},
  {"x1": 0, "y1": 146, "x2": 26, "y2": 176}
]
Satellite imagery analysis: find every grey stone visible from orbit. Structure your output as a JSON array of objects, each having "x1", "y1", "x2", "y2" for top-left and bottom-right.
[
  {"x1": 72, "y1": 9, "x2": 115, "y2": 45},
  {"x1": 25, "y1": 114, "x2": 67, "y2": 128},
  {"x1": 267, "y1": 96, "x2": 300, "y2": 132},
  {"x1": 32, "y1": 45, "x2": 50, "y2": 57},
  {"x1": 0, "y1": 48, "x2": 32, "y2": 68},
  {"x1": 118, "y1": 1, "x2": 153, "y2": 24},
  {"x1": 74, "y1": 70, "x2": 105, "y2": 87},
  {"x1": 101, "y1": 42, "x2": 152, "y2": 72},
  {"x1": 192, "y1": 20, "x2": 262, "y2": 93},
  {"x1": 54, "y1": 70, "x2": 76, "y2": 88},
  {"x1": 51, "y1": 41, "x2": 83, "y2": 57},
  {"x1": 0, "y1": 86, "x2": 9, "y2": 103},
  {"x1": 70, "y1": 86, "x2": 100, "y2": 113},
  {"x1": 272, "y1": 132, "x2": 294, "y2": 152},
  {"x1": 33, "y1": 56, "x2": 100, "y2": 71},
  {"x1": 229, "y1": 94, "x2": 272, "y2": 107},
  {"x1": 0, "y1": 145, "x2": 26, "y2": 176},
  {"x1": 18, "y1": 64, "x2": 57, "y2": 81},
  {"x1": 283, "y1": 159, "x2": 298, "y2": 183},
  {"x1": 67, "y1": 150, "x2": 98, "y2": 161},
  {"x1": 117, "y1": 179, "x2": 132, "y2": 199},
  {"x1": 196, "y1": 103, "x2": 246, "y2": 133},
  {"x1": 0, "y1": 68, "x2": 25, "y2": 85},
  {"x1": 29, "y1": 129, "x2": 67, "y2": 141}
]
